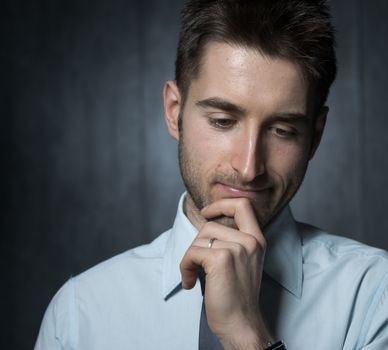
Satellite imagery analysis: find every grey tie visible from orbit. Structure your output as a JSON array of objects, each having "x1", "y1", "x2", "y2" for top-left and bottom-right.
[{"x1": 198, "y1": 269, "x2": 224, "y2": 349}]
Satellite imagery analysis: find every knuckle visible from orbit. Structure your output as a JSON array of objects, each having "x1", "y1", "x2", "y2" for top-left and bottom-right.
[
  {"x1": 245, "y1": 235, "x2": 259, "y2": 253},
  {"x1": 214, "y1": 249, "x2": 233, "y2": 265},
  {"x1": 233, "y1": 242, "x2": 245, "y2": 258},
  {"x1": 235, "y1": 198, "x2": 244, "y2": 209},
  {"x1": 201, "y1": 221, "x2": 217, "y2": 235},
  {"x1": 244, "y1": 235, "x2": 267, "y2": 255},
  {"x1": 237, "y1": 197, "x2": 250, "y2": 208}
]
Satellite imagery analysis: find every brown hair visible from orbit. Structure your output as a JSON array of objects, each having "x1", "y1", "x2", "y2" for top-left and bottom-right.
[{"x1": 175, "y1": 0, "x2": 337, "y2": 113}]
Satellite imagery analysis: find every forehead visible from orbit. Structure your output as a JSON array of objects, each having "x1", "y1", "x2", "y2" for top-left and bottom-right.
[{"x1": 188, "y1": 42, "x2": 309, "y2": 115}]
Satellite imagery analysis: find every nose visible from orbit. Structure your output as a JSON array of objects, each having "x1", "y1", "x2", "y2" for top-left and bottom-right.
[{"x1": 230, "y1": 129, "x2": 265, "y2": 182}]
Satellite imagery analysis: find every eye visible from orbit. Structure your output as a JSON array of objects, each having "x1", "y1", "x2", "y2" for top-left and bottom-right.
[
  {"x1": 208, "y1": 117, "x2": 236, "y2": 129},
  {"x1": 269, "y1": 126, "x2": 297, "y2": 138}
]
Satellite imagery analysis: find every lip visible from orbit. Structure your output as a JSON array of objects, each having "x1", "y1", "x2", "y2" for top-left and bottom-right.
[{"x1": 216, "y1": 182, "x2": 270, "y2": 199}]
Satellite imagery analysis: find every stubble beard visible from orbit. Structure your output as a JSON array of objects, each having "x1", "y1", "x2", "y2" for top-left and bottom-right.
[
  {"x1": 177, "y1": 123, "x2": 309, "y2": 230},
  {"x1": 178, "y1": 134, "x2": 272, "y2": 229}
]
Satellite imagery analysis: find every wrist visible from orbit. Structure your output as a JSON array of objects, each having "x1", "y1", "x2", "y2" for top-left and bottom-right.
[
  {"x1": 218, "y1": 319, "x2": 273, "y2": 350},
  {"x1": 221, "y1": 338, "x2": 286, "y2": 350}
]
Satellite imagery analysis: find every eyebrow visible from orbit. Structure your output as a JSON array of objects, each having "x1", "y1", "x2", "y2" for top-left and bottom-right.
[
  {"x1": 267, "y1": 113, "x2": 311, "y2": 125},
  {"x1": 196, "y1": 97, "x2": 311, "y2": 124},
  {"x1": 195, "y1": 97, "x2": 247, "y2": 115}
]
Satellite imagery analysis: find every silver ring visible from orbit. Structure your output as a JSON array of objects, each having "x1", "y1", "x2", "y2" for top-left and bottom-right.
[{"x1": 208, "y1": 238, "x2": 216, "y2": 248}]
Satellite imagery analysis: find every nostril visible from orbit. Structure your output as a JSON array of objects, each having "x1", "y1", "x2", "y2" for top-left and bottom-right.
[
  {"x1": 230, "y1": 130, "x2": 265, "y2": 181},
  {"x1": 231, "y1": 154, "x2": 265, "y2": 182}
]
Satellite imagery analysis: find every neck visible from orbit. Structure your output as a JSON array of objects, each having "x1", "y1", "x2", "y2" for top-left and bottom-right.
[{"x1": 183, "y1": 194, "x2": 207, "y2": 230}]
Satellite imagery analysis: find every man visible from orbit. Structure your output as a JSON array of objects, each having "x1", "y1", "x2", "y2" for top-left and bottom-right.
[{"x1": 35, "y1": 0, "x2": 388, "y2": 349}]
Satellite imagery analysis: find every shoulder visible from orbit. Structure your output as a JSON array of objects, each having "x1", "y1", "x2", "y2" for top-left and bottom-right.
[
  {"x1": 298, "y1": 221, "x2": 388, "y2": 292},
  {"x1": 35, "y1": 230, "x2": 172, "y2": 349},
  {"x1": 291, "y1": 223, "x2": 388, "y2": 348},
  {"x1": 71, "y1": 228, "x2": 171, "y2": 293},
  {"x1": 49, "y1": 228, "x2": 172, "y2": 317},
  {"x1": 297, "y1": 222, "x2": 388, "y2": 260}
]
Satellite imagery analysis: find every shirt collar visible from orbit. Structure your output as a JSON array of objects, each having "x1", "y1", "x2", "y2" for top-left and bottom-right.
[
  {"x1": 263, "y1": 206, "x2": 303, "y2": 298},
  {"x1": 162, "y1": 194, "x2": 198, "y2": 300},
  {"x1": 162, "y1": 194, "x2": 303, "y2": 299}
]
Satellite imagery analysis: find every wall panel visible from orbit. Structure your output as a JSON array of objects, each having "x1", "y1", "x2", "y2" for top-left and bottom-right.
[
  {"x1": 291, "y1": 0, "x2": 364, "y2": 241},
  {"x1": 362, "y1": 0, "x2": 388, "y2": 248},
  {"x1": 9, "y1": 1, "x2": 144, "y2": 348}
]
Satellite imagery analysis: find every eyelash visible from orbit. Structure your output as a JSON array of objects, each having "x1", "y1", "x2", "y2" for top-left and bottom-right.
[
  {"x1": 207, "y1": 117, "x2": 298, "y2": 139},
  {"x1": 208, "y1": 117, "x2": 236, "y2": 129},
  {"x1": 269, "y1": 126, "x2": 296, "y2": 137}
]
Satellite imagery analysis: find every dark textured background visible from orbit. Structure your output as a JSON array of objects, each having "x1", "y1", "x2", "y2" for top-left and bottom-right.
[{"x1": 5, "y1": 0, "x2": 388, "y2": 348}]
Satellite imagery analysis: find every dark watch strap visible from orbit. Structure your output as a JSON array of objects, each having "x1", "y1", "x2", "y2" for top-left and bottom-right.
[{"x1": 265, "y1": 341, "x2": 286, "y2": 350}]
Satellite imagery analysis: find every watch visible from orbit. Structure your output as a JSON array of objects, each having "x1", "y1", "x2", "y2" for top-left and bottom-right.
[{"x1": 265, "y1": 341, "x2": 286, "y2": 350}]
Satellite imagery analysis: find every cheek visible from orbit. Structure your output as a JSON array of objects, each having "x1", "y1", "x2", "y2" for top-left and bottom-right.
[
  {"x1": 185, "y1": 123, "x2": 231, "y2": 164},
  {"x1": 268, "y1": 143, "x2": 309, "y2": 176}
]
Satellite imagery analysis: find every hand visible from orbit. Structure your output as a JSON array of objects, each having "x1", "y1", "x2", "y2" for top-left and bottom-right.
[{"x1": 180, "y1": 198, "x2": 273, "y2": 350}]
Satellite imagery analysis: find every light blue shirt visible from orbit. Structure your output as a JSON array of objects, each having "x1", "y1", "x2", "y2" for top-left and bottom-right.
[{"x1": 35, "y1": 194, "x2": 388, "y2": 349}]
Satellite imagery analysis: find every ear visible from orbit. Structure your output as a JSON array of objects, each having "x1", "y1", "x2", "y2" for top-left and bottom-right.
[
  {"x1": 163, "y1": 80, "x2": 182, "y2": 141},
  {"x1": 309, "y1": 106, "x2": 328, "y2": 160}
]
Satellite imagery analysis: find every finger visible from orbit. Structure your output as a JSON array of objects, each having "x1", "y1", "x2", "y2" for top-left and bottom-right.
[
  {"x1": 192, "y1": 237, "x2": 241, "y2": 250},
  {"x1": 195, "y1": 221, "x2": 263, "y2": 255},
  {"x1": 180, "y1": 246, "x2": 209, "y2": 290},
  {"x1": 201, "y1": 198, "x2": 258, "y2": 232},
  {"x1": 192, "y1": 238, "x2": 252, "y2": 266},
  {"x1": 180, "y1": 246, "x2": 233, "y2": 290},
  {"x1": 201, "y1": 198, "x2": 265, "y2": 245},
  {"x1": 197, "y1": 220, "x2": 242, "y2": 240}
]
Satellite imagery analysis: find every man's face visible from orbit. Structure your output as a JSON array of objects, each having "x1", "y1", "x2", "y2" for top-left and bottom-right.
[{"x1": 164, "y1": 42, "x2": 326, "y2": 228}]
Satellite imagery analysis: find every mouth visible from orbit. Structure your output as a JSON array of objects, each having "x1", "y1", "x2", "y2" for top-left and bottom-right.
[{"x1": 215, "y1": 182, "x2": 270, "y2": 199}]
